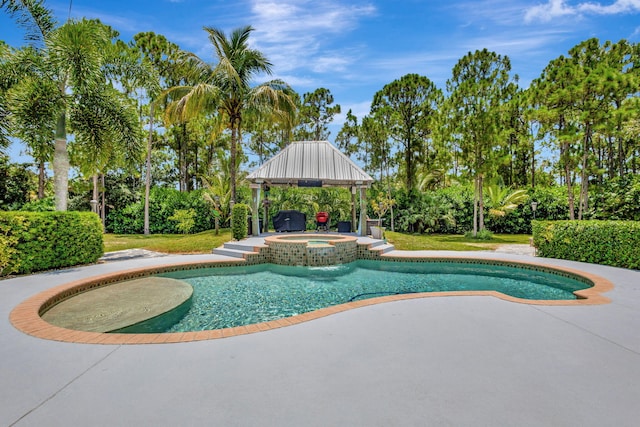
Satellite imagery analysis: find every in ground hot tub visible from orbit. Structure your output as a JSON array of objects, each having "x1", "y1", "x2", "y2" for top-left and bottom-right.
[{"x1": 263, "y1": 234, "x2": 358, "y2": 266}]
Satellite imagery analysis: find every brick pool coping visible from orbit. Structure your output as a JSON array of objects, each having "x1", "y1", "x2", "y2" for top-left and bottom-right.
[{"x1": 10, "y1": 255, "x2": 614, "y2": 345}]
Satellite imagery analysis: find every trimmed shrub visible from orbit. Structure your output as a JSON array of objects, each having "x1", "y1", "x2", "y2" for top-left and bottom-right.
[
  {"x1": 231, "y1": 203, "x2": 249, "y2": 241},
  {"x1": 532, "y1": 220, "x2": 640, "y2": 270},
  {"x1": 0, "y1": 211, "x2": 104, "y2": 276},
  {"x1": 0, "y1": 160, "x2": 35, "y2": 210},
  {"x1": 169, "y1": 209, "x2": 196, "y2": 234},
  {"x1": 0, "y1": 214, "x2": 24, "y2": 275}
]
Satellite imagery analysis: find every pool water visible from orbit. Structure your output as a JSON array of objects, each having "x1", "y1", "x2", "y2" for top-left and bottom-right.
[{"x1": 147, "y1": 260, "x2": 589, "y2": 333}]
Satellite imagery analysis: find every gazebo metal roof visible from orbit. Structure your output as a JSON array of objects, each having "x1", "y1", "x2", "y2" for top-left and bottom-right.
[{"x1": 247, "y1": 140, "x2": 373, "y2": 187}]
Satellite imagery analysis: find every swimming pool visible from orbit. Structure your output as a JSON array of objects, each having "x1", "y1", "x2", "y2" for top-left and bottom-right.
[
  {"x1": 11, "y1": 256, "x2": 613, "y2": 344},
  {"x1": 133, "y1": 259, "x2": 591, "y2": 333}
]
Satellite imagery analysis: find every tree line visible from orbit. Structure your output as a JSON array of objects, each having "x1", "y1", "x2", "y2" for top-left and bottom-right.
[
  {"x1": 1, "y1": 0, "x2": 639, "y2": 236},
  {"x1": 337, "y1": 42, "x2": 639, "y2": 234}
]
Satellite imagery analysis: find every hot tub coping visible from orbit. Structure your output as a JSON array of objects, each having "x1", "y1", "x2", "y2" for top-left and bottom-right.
[{"x1": 263, "y1": 233, "x2": 358, "y2": 245}]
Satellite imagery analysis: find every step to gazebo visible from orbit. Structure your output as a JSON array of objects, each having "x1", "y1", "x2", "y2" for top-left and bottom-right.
[
  {"x1": 213, "y1": 236, "x2": 394, "y2": 262},
  {"x1": 212, "y1": 241, "x2": 265, "y2": 259},
  {"x1": 368, "y1": 242, "x2": 395, "y2": 255}
]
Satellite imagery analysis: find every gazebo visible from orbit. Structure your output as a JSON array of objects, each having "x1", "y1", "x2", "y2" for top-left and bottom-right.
[{"x1": 246, "y1": 140, "x2": 374, "y2": 236}]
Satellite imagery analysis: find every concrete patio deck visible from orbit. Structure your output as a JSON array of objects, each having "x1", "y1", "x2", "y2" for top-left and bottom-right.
[{"x1": 1, "y1": 250, "x2": 639, "y2": 426}]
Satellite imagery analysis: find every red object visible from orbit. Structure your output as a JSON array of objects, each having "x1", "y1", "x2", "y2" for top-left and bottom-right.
[
  {"x1": 316, "y1": 211, "x2": 329, "y2": 231},
  {"x1": 316, "y1": 212, "x2": 329, "y2": 223}
]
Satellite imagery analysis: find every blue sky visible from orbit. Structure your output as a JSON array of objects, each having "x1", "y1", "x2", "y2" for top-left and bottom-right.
[{"x1": 2, "y1": 0, "x2": 640, "y2": 161}]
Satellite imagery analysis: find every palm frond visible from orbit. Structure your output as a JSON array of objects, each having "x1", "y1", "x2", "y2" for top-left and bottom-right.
[
  {"x1": 205, "y1": 25, "x2": 272, "y2": 87},
  {"x1": 6, "y1": 74, "x2": 60, "y2": 159},
  {"x1": 213, "y1": 56, "x2": 243, "y2": 90},
  {"x1": 163, "y1": 83, "x2": 221, "y2": 125},
  {"x1": 70, "y1": 87, "x2": 141, "y2": 167},
  {"x1": 1, "y1": 0, "x2": 56, "y2": 46},
  {"x1": 486, "y1": 185, "x2": 529, "y2": 217},
  {"x1": 176, "y1": 50, "x2": 215, "y2": 84},
  {"x1": 46, "y1": 19, "x2": 113, "y2": 91}
]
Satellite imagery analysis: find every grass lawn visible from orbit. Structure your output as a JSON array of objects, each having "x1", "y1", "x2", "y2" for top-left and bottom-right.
[
  {"x1": 385, "y1": 231, "x2": 532, "y2": 251},
  {"x1": 104, "y1": 230, "x2": 232, "y2": 254},
  {"x1": 104, "y1": 230, "x2": 531, "y2": 254}
]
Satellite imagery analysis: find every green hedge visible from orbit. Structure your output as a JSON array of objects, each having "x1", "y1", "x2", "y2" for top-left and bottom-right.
[
  {"x1": 0, "y1": 211, "x2": 104, "y2": 276},
  {"x1": 106, "y1": 187, "x2": 215, "y2": 234},
  {"x1": 532, "y1": 220, "x2": 640, "y2": 269},
  {"x1": 231, "y1": 203, "x2": 249, "y2": 241}
]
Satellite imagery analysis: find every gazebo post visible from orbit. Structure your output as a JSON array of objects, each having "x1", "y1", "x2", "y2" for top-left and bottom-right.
[
  {"x1": 250, "y1": 182, "x2": 261, "y2": 236},
  {"x1": 351, "y1": 186, "x2": 357, "y2": 232},
  {"x1": 358, "y1": 185, "x2": 367, "y2": 236}
]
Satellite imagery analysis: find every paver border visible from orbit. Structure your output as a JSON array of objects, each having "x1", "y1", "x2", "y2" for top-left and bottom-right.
[{"x1": 9, "y1": 256, "x2": 613, "y2": 345}]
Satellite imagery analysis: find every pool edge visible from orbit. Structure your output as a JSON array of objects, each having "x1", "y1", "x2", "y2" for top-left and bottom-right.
[{"x1": 10, "y1": 256, "x2": 614, "y2": 345}]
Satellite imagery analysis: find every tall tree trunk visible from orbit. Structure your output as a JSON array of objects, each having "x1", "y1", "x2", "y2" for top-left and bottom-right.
[
  {"x1": 405, "y1": 139, "x2": 413, "y2": 191},
  {"x1": 38, "y1": 161, "x2": 46, "y2": 199},
  {"x1": 144, "y1": 103, "x2": 154, "y2": 236},
  {"x1": 194, "y1": 144, "x2": 198, "y2": 190},
  {"x1": 472, "y1": 175, "x2": 479, "y2": 237},
  {"x1": 478, "y1": 173, "x2": 485, "y2": 232},
  {"x1": 92, "y1": 174, "x2": 99, "y2": 203},
  {"x1": 618, "y1": 137, "x2": 625, "y2": 178},
  {"x1": 100, "y1": 173, "x2": 106, "y2": 227},
  {"x1": 180, "y1": 123, "x2": 188, "y2": 192},
  {"x1": 508, "y1": 137, "x2": 514, "y2": 186},
  {"x1": 607, "y1": 135, "x2": 615, "y2": 178},
  {"x1": 453, "y1": 144, "x2": 459, "y2": 177},
  {"x1": 565, "y1": 165, "x2": 575, "y2": 220},
  {"x1": 386, "y1": 158, "x2": 395, "y2": 232},
  {"x1": 351, "y1": 189, "x2": 357, "y2": 232},
  {"x1": 53, "y1": 113, "x2": 69, "y2": 211},
  {"x1": 578, "y1": 127, "x2": 591, "y2": 220},
  {"x1": 230, "y1": 122, "x2": 237, "y2": 204},
  {"x1": 531, "y1": 140, "x2": 535, "y2": 189},
  {"x1": 561, "y1": 141, "x2": 575, "y2": 220}
]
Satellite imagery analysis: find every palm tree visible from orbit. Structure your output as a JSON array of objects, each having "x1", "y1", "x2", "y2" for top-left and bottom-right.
[
  {"x1": 48, "y1": 19, "x2": 127, "y2": 211},
  {"x1": 3, "y1": 2, "x2": 139, "y2": 211},
  {"x1": 1, "y1": 0, "x2": 56, "y2": 154},
  {"x1": 165, "y1": 25, "x2": 295, "y2": 204},
  {"x1": 71, "y1": 86, "x2": 142, "y2": 223},
  {"x1": 3, "y1": 45, "x2": 62, "y2": 199},
  {"x1": 0, "y1": 41, "x2": 14, "y2": 151},
  {"x1": 202, "y1": 149, "x2": 234, "y2": 227},
  {"x1": 486, "y1": 184, "x2": 529, "y2": 218}
]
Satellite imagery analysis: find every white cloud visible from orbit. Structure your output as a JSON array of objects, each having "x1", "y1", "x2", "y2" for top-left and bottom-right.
[
  {"x1": 248, "y1": 0, "x2": 376, "y2": 78},
  {"x1": 525, "y1": 0, "x2": 640, "y2": 23},
  {"x1": 251, "y1": 0, "x2": 376, "y2": 37},
  {"x1": 311, "y1": 50, "x2": 361, "y2": 73},
  {"x1": 451, "y1": 0, "x2": 532, "y2": 26},
  {"x1": 579, "y1": 0, "x2": 640, "y2": 14},
  {"x1": 524, "y1": 0, "x2": 576, "y2": 22}
]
